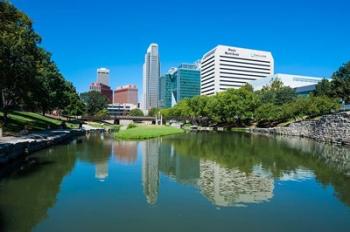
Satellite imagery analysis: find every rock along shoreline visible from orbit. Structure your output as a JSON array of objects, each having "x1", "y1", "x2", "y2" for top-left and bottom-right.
[
  {"x1": 247, "y1": 112, "x2": 350, "y2": 145},
  {"x1": 0, "y1": 129, "x2": 86, "y2": 166}
]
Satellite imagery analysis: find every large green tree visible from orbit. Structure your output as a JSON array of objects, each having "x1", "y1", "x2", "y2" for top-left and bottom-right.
[
  {"x1": 128, "y1": 108, "x2": 144, "y2": 117},
  {"x1": 258, "y1": 79, "x2": 297, "y2": 105},
  {"x1": 330, "y1": 61, "x2": 350, "y2": 103},
  {"x1": 0, "y1": 1, "x2": 84, "y2": 124},
  {"x1": 80, "y1": 91, "x2": 108, "y2": 116},
  {"x1": 0, "y1": 1, "x2": 41, "y2": 123}
]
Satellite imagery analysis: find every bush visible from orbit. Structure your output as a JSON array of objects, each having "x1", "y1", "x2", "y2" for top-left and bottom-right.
[
  {"x1": 128, "y1": 109, "x2": 144, "y2": 117},
  {"x1": 95, "y1": 109, "x2": 109, "y2": 120},
  {"x1": 127, "y1": 123, "x2": 137, "y2": 129},
  {"x1": 255, "y1": 103, "x2": 284, "y2": 127}
]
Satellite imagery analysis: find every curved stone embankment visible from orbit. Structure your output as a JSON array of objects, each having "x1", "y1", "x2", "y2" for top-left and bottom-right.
[
  {"x1": 0, "y1": 129, "x2": 85, "y2": 165},
  {"x1": 249, "y1": 112, "x2": 350, "y2": 145}
]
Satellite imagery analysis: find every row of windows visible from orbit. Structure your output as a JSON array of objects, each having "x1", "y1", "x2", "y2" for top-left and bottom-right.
[
  {"x1": 201, "y1": 88, "x2": 215, "y2": 95},
  {"x1": 219, "y1": 76, "x2": 256, "y2": 82},
  {"x1": 202, "y1": 78, "x2": 215, "y2": 86},
  {"x1": 220, "y1": 68, "x2": 270, "y2": 75},
  {"x1": 201, "y1": 83, "x2": 215, "y2": 91},
  {"x1": 201, "y1": 80, "x2": 215, "y2": 88},
  {"x1": 201, "y1": 76, "x2": 215, "y2": 84},
  {"x1": 220, "y1": 83, "x2": 242, "y2": 88},
  {"x1": 219, "y1": 55, "x2": 271, "y2": 64},
  {"x1": 201, "y1": 58, "x2": 215, "y2": 70},
  {"x1": 201, "y1": 71, "x2": 215, "y2": 81},
  {"x1": 219, "y1": 58, "x2": 271, "y2": 67},
  {"x1": 220, "y1": 79, "x2": 249, "y2": 84},
  {"x1": 201, "y1": 67, "x2": 215, "y2": 76},
  {"x1": 201, "y1": 55, "x2": 215, "y2": 66},
  {"x1": 219, "y1": 60, "x2": 271, "y2": 71},
  {"x1": 201, "y1": 63, "x2": 215, "y2": 74}
]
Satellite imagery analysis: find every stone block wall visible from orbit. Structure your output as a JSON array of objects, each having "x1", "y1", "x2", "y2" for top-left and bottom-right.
[{"x1": 249, "y1": 112, "x2": 350, "y2": 145}]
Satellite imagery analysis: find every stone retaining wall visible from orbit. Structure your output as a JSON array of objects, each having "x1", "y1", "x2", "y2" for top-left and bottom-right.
[
  {"x1": 249, "y1": 112, "x2": 350, "y2": 145},
  {"x1": 0, "y1": 129, "x2": 85, "y2": 165}
]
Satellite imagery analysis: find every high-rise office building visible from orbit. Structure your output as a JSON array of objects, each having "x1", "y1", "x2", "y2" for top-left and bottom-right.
[
  {"x1": 113, "y1": 84, "x2": 138, "y2": 105},
  {"x1": 200, "y1": 45, "x2": 274, "y2": 96},
  {"x1": 159, "y1": 63, "x2": 200, "y2": 108},
  {"x1": 143, "y1": 43, "x2": 160, "y2": 110},
  {"x1": 97, "y1": 68, "x2": 110, "y2": 86}
]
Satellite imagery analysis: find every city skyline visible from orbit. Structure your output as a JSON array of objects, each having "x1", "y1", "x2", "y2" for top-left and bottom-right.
[{"x1": 10, "y1": 0, "x2": 350, "y2": 96}]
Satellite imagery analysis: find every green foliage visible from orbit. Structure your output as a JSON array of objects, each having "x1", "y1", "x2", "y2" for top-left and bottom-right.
[
  {"x1": 148, "y1": 108, "x2": 160, "y2": 117},
  {"x1": 314, "y1": 79, "x2": 333, "y2": 97},
  {"x1": 255, "y1": 103, "x2": 284, "y2": 126},
  {"x1": 314, "y1": 61, "x2": 350, "y2": 103},
  {"x1": 258, "y1": 79, "x2": 297, "y2": 105},
  {"x1": 80, "y1": 91, "x2": 108, "y2": 116},
  {"x1": 162, "y1": 77, "x2": 340, "y2": 128},
  {"x1": 331, "y1": 62, "x2": 350, "y2": 102},
  {"x1": 95, "y1": 108, "x2": 109, "y2": 119},
  {"x1": 128, "y1": 108, "x2": 144, "y2": 116},
  {"x1": 0, "y1": 2, "x2": 83, "y2": 123},
  {"x1": 127, "y1": 123, "x2": 137, "y2": 129},
  {"x1": 115, "y1": 125, "x2": 184, "y2": 140}
]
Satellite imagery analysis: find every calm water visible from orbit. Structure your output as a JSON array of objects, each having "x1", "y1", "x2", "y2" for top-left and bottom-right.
[{"x1": 1, "y1": 132, "x2": 350, "y2": 232}]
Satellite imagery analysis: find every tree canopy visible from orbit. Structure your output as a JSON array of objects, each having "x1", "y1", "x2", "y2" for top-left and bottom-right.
[
  {"x1": 0, "y1": 1, "x2": 84, "y2": 123},
  {"x1": 128, "y1": 108, "x2": 144, "y2": 117},
  {"x1": 80, "y1": 91, "x2": 108, "y2": 116},
  {"x1": 161, "y1": 80, "x2": 340, "y2": 128},
  {"x1": 314, "y1": 61, "x2": 350, "y2": 103}
]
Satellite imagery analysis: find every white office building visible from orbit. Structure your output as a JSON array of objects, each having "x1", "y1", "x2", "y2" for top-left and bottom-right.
[
  {"x1": 200, "y1": 45, "x2": 274, "y2": 96},
  {"x1": 97, "y1": 67, "x2": 110, "y2": 86},
  {"x1": 143, "y1": 43, "x2": 160, "y2": 110},
  {"x1": 250, "y1": 73, "x2": 323, "y2": 95}
]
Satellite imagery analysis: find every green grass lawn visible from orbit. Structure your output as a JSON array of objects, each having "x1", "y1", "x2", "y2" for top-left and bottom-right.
[
  {"x1": 115, "y1": 125, "x2": 184, "y2": 140},
  {"x1": 0, "y1": 111, "x2": 79, "y2": 134}
]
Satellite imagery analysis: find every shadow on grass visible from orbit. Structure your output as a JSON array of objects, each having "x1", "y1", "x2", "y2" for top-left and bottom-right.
[{"x1": 1, "y1": 111, "x2": 62, "y2": 133}]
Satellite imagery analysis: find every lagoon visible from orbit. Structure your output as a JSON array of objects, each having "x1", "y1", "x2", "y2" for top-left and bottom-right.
[{"x1": 0, "y1": 132, "x2": 350, "y2": 232}]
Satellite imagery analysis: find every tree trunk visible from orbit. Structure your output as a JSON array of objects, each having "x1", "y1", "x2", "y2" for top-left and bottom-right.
[{"x1": 3, "y1": 109, "x2": 8, "y2": 126}]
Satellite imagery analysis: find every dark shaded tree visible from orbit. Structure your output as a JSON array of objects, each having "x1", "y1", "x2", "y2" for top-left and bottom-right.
[
  {"x1": 128, "y1": 108, "x2": 144, "y2": 116},
  {"x1": 80, "y1": 91, "x2": 108, "y2": 116}
]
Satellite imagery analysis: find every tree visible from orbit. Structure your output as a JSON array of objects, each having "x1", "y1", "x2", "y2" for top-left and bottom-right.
[
  {"x1": 80, "y1": 91, "x2": 108, "y2": 116},
  {"x1": 0, "y1": 1, "x2": 42, "y2": 124},
  {"x1": 258, "y1": 79, "x2": 297, "y2": 105},
  {"x1": 330, "y1": 61, "x2": 350, "y2": 103},
  {"x1": 148, "y1": 108, "x2": 160, "y2": 117},
  {"x1": 314, "y1": 79, "x2": 333, "y2": 97},
  {"x1": 128, "y1": 109, "x2": 144, "y2": 117},
  {"x1": 255, "y1": 103, "x2": 284, "y2": 127}
]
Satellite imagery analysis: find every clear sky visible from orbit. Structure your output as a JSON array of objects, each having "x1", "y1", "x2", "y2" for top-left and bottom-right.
[{"x1": 11, "y1": 0, "x2": 350, "y2": 95}]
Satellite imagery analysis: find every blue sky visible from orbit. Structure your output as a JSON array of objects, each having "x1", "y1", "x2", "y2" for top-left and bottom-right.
[{"x1": 12, "y1": 0, "x2": 350, "y2": 95}]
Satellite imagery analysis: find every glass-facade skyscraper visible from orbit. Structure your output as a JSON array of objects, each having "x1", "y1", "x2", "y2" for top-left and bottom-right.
[
  {"x1": 159, "y1": 63, "x2": 200, "y2": 108},
  {"x1": 143, "y1": 43, "x2": 160, "y2": 110}
]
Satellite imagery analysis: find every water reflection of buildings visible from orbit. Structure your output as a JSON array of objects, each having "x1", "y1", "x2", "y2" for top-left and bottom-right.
[
  {"x1": 95, "y1": 161, "x2": 109, "y2": 181},
  {"x1": 142, "y1": 141, "x2": 274, "y2": 207},
  {"x1": 198, "y1": 160, "x2": 274, "y2": 207},
  {"x1": 159, "y1": 143, "x2": 200, "y2": 185},
  {"x1": 113, "y1": 141, "x2": 137, "y2": 164},
  {"x1": 141, "y1": 140, "x2": 160, "y2": 205}
]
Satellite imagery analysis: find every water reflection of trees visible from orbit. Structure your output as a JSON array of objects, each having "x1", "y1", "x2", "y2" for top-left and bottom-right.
[
  {"x1": 161, "y1": 132, "x2": 350, "y2": 206},
  {"x1": 0, "y1": 141, "x2": 79, "y2": 232}
]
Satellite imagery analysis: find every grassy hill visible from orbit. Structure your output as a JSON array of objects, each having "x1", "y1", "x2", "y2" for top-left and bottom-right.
[
  {"x1": 0, "y1": 111, "x2": 78, "y2": 135},
  {"x1": 115, "y1": 125, "x2": 184, "y2": 140}
]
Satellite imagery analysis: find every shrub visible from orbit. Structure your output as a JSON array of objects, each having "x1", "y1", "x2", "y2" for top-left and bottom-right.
[{"x1": 127, "y1": 123, "x2": 137, "y2": 129}]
